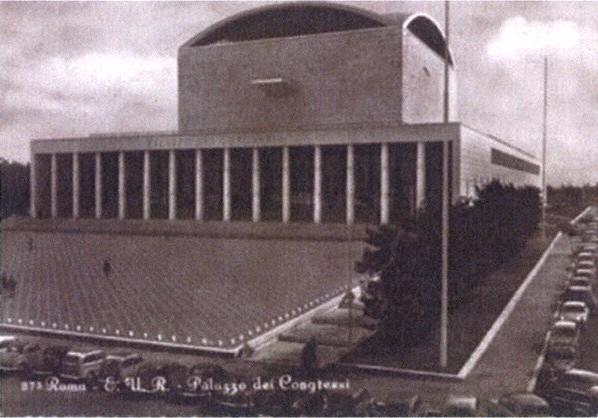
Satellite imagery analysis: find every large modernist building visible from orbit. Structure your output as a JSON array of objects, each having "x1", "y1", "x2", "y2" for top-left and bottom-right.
[{"x1": 1, "y1": 2, "x2": 540, "y2": 353}]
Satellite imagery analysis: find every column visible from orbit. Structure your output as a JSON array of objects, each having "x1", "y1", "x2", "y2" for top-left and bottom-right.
[
  {"x1": 346, "y1": 145, "x2": 355, "y2": 225},
  {"x1": 195, "y1": 149, "x2": 203, "y2": 221},
  {"x1": 380, "y1": 143, "x2": 389, "y2": 225},
  {"x1": 30, "y1": 154, "x2": 37, "y2": 218},
  {"x1": 282, "y1": 146, "x2": 290, "y2": 223},
  {"x1": 222, "y1": 148, "x2": 231, "y2": 222},
  {"x1": 50, "y1": 153, "x2": 57, "y2": 218},
  {"x1": 416, "y1": 142, "x2": 426, "y2": 211},
  {"x1": 95, "y1": 153, "x2": 102, "y2": 219},
  {"x1": 313, "y1": 145, "x2": 322, "y2": 224},
  {"x1": 252, "y1": 147, "x2": 260, "y2": 222},
  {"x1": 168, "y1": 149, "x2": 176, "y2": 220},
  {"x1": 142, "y1": 150, "x2": 150, "y2": 220},
  {"x1": 72, "y1": 152, "x2": 80, "y2": 218},
  {"x1": 118, "y1": 151, "x2": 126, "y2": 220}
]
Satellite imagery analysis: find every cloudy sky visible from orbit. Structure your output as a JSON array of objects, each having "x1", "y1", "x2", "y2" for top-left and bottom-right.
[{"x1": 1, "y1": 1, "x2": 597, "y2": 185}]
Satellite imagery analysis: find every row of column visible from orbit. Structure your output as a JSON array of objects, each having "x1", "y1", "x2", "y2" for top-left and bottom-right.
[{"x1": 33, "y1": 143, "x2": 427, "y2": 225}]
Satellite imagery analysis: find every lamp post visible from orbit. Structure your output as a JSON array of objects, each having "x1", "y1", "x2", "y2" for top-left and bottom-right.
[
  {"x1": 440, "y1": 0, "x2": 451, "y2": 369},
  {"x1": 541, "y1": 57, "x2": 548, "y2": 241}
]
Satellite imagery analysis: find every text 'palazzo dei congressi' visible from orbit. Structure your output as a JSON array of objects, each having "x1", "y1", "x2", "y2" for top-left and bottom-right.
[{"x1": 2, "y1": 2, "x2": 541, "y2": 354}]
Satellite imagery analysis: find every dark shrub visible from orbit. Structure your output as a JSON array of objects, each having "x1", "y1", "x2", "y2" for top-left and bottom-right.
[{"x1": 356, "y1": 181, "x2": 541, "y2": 343}]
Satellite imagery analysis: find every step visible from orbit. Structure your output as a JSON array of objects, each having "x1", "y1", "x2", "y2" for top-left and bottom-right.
[
  {"x1": 278, "y1": 323, "x2": 374, "y2": 348},
  {"x1": 250, "y1": 341, "x2": 348, "y2": 368},
  {"x1": 311, "y1": 309, "x2": 378, "y2": 330},
  {"x1": 337, "y1": 299, "x2": 366, "y2": 313}
]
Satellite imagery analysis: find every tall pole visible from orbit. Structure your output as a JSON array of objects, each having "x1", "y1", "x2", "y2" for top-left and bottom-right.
[
  {"x1": 541, "y1": 57, "x2": 548, "y2": 240},
  {"x1": 440, "y1": 0, "x2": 450, "y2": 369}
]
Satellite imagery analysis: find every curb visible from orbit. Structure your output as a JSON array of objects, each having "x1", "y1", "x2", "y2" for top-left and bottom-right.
[
  {"x1": 0, "y1": 323, "x2": 239, "y2": 356},
  {"x1": 334, "y1": 361, "x2": 463, "y2": 381}
]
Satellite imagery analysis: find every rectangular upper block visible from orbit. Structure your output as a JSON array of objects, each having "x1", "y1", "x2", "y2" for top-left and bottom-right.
[{"x1": 178, "y1": 27, "x2": 404, "y2": 132}]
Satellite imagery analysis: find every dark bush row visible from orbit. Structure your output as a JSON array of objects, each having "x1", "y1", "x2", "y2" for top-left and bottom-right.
[
  {"x1": 357, "y1": 180, "x2": 541, "y2": 345},
  {"x1": 0, "y1": 158, "x2": 30, "y2": 220}
]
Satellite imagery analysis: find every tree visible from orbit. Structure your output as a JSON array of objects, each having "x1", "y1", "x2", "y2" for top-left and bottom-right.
[
  {"x1": 355, "y1": 181, "x2": 541, "y2": 346},
  {"x1": 0, "y1": 272, "x2": 17, "y2": 299},
  {"x1": 356, "y1": 224, "x2": 432, "y2": 345},
  {"x1": 0, "y1": 158, "x2": 30, "y2": 220}
]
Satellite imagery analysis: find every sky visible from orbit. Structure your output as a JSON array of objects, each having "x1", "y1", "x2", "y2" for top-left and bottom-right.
[{"x1": 1, "y1": 1, "x2": 597, "y2": 186}]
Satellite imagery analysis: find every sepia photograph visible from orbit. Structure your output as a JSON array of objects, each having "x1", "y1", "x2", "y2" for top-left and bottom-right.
[{"x1": 1, "y1": 0, "x2": 598, "y2": 416}]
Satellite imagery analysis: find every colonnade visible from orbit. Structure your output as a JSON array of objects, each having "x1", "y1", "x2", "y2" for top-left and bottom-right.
[{"x1": 32, "y1": 142, "x2": 428, "y2": 225}]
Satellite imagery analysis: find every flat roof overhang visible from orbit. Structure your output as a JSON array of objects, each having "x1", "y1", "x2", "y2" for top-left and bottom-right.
[{"x1": 31, "y1": 122, "x2": 462, "y2": 154}]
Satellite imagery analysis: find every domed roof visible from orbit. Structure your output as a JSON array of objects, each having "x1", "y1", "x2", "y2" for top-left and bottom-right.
[{"x1": 181, "y1": 1, "x2": 453, "y2": 65}]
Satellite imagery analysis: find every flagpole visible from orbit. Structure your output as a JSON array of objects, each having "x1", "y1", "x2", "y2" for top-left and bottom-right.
[
  {"x1": 440, "y1": 0, "x2": 450, "y2": 369},
  {"x1": 541, "y1": 57, "x2": 548, "y2": 241}
]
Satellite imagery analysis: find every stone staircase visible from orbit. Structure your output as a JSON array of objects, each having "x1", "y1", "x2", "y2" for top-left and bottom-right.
[{"x1": 250, "y1": 291, "x2": 378, "y2": 368}]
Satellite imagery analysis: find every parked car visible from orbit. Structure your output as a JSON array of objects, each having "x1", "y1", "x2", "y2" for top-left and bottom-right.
[
  {"x1": 97, "y1": 351, "x2": 143, "y2": 387},
  {"x1": 321, "y1": 388, "x2": 374, "y2": 417},
  {"x1": 487, "y1": 392, "x2": 552, "y2": 416},
  {"x1": 561, "y1": 286, "x2": 598, "y2": 310},
  {"x1": 161, "y1": 362, "x2": 191, "y2": 399},
  {"x1": 573, "y1": 269, "x2": 597, "y2": 281},
  {"x1": 544, "y1": 345, "x2": 577, "y2": 372},
  {"x1": 577, "y1": 260, "x2": 596, "y2": 271},
  {"x1": 253, "y1": 389, "x2": 299, "y2": 416},
  {"x1": 577, "y1": 253, "x2": 597, "y2": 263},
  {"x1": 211, "y1": 382, "x2": 257, "y2": 416},
  {"x1": 363, "y1": 392, "x2": 423, "y2": 416},
  {"x1": 60, "y1": 349, "x2": 106, "y2": 384},
  {"x1": 569, "y1": 277, "x2": 591, "y2": 288},
  {"x1": 289, "y1": 391, "x2": 328, "y2": 416},
  {"x1": 184, "y1": 363, "x2": 229, "y2": 400},
  {"x1": 0, "y1": 341, "x2": 40, "y2": 373},
  {"x1": 547, "y1": 320, "x2": 580, "y2": 349},
  {"x1": 25, "y1": 344, "x2": 70, "y2": 376},
  {"x1": 0, "y1": 335, "x2": 16, "y2": 348},
  {"x1": 558, "y1": 301, "x2": 590, "y2": 325},
  {"x1": 443, "y1": 395, "x2": 479, "y2": 416},
  {"x1": 548, "y1": 386, "x2": 598, "y2": 416},
  {"x1": 537, "y1": 368, "x2": 598, "y2": 399},
  {"x1": 126, "y1": 361, "x2": 173, "y2": 395}
]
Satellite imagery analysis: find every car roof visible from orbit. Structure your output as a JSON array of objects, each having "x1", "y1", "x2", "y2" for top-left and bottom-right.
[
  {"x1": 567, "y1": 286, "x2": 591, "y2": 292},
  {"x1": 107, "y1": 351, "x2": 139, "y2": 358},
  {"x1": 565, "y1": 369, "x2": 598, "y2": 381},
  {"x1": 562, "y1": 301, "x2": 587, "y2": 307},
  {"x1": 501, "y1": 392, "x2": 549, "y2": 406},
  {"x1": 546, "y1": 344, "x2": 576, "y2": 354},
  {"x1": 0, "y1": 335, "x2": 16, "y2": 342},
  {"x1": 384, "y1": 391, "x2": 421, "y2": 403},
  {"x1": 67, "y1": 349, "x2": 105, "y2": 356},
  {"x1": 444, "y1": 394, "x2": 478, "y2": 408},
  {"x1": 553, "y1": 320, "x2": 577, "y2": 328}
]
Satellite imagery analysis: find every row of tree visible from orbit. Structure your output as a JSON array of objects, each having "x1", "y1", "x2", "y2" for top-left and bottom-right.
[
  {"x1": 548, "y1": 184, "x2": 598, "y2": 212},
  {"x1": 0, "y1": 158, "x2": 30, "y2": 220},
  {"x1": 357, "y1": 180, "x2": 541, "y2": 345}
]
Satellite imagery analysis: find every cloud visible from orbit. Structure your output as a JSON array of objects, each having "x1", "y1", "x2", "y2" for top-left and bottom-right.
[
  {"x1": 480, "y1": 15, "x2": 598, "y2": 185},
  {"x1": 486, "y1": 16, "x2": 594, "y2": 61}
]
